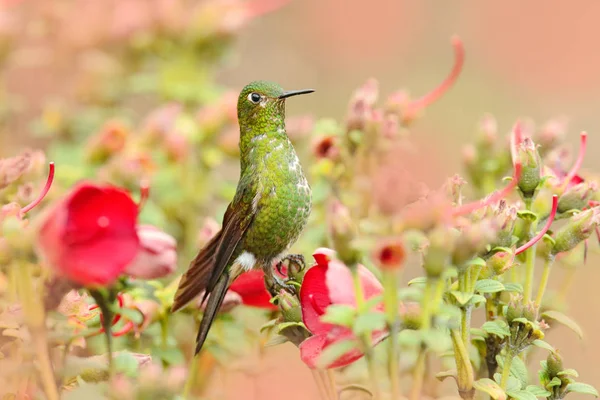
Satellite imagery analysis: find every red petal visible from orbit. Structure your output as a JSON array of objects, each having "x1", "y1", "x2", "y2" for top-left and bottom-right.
[
  {"x1": 300, "y1": 258, "x2": 332, "y2": 334},
  {"x1": 229, "y1": 270, "x2": 276, "y2": 310},
  {"x1": 37, "y1": 182, "x2": 140, "y2": 286}
]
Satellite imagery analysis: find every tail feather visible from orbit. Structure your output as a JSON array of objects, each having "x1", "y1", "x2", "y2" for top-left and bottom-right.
[
  {"x1": 171, "y1": 230, "x2": 222, "y2": 312},
  {"x1": 195, "y1": 272, "x2": 230, "y2": 355}
]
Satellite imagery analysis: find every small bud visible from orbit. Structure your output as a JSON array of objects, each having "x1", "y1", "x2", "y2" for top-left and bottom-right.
[
  {"x1": 423, "y1": 226, "x2": 456, "y2": 278},
  {"x1": 486, "y1": 250, "x2": 515, "y2": 276},
  {"x1": 452, "y1": 219, "x2": 500, "y2": 266},
  {"x1": 311, "y1": 135, "x2": 340, "y2": 160},
  {"x1": 546, "y1": 351, "x2": 564, "y2": 378},
  {"x1": 557, "y1": 181, "x2": 598, "y2": 213},
  {"x1": 381, "y1": 113, "x2": 401, "y2": 140},
  {"x1": 125, "y1": 225, "x2": 177, "y2": 280},
  {"x1": 478, "y1": 113, "x2": 498, "y2": 150},
  {"x1": 327, "y1": 199, "x2": 361, "y2": 266},
  {"x1": 536, "y1": 117, "x2": 567, "y2": 155},
  {"x1": 372, "y1": 238, "x2": 405, "y2": 271},
  {"x1": 86, "y1": 121, "x2": 128, "y2": 163},
  {"x1": 277, "y1": 290, "x2": 302, "y2": 323},
  {"x1": 552, "y1": 208, "x2": 600, "y2": 255},
  {"x1": 517, "y1": 138, "x2": 541, "y2": 198},
  {"x1": 346, "y1": 78, "x2": 379, "y2": 132}
]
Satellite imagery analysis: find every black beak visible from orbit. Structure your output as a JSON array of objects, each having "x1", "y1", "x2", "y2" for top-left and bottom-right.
[{"x1": 278, "y1": 89, "x2": 315, "y2": 99}]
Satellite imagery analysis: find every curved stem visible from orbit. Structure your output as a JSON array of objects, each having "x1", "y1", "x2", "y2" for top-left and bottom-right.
[
  {"x1": 516, "y1": 195, "x2": 558, "y2": 255},
  {"x1": 406, "y1": 36, "x2": 465, "y2": 113},
  {"x1": 21, "y1": 162, "x2": 55, "y2": 214}
]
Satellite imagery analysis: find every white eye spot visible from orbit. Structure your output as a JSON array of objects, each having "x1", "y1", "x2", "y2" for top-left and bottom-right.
[
  {"x1": 98, "y1": 216, "x2": 110, "y2": 228},
  {"x1": 248, "y1": 92, "x2": 261, "y2": 104}
]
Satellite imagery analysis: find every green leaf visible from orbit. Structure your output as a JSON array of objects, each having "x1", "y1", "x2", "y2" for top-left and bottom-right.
[
  {"x1": 450, "y1": 291, "x2": 473, "y2": 306},
  {"x1": 482, "y1": 320, "x2": 510, "y2": 338},
  {"x1": 316, "y1": 339, "x2": 357, "y2": 369},
  {"x1": 541, "y1": 310, "x2": 583, "y2": 339},
  {"x1": 422, "y1": 329, "x2": 452, "y2": 353},
  {"x1": 320, "y1": 304, "x2": 356, "y2": 328},
  {"x1": 558, "y1": 369, "x2": 579, "y2": 378},
  {"x1": 363, "y1": 294, "x2": 384, "y2": 311},
  {"x1": 473, "y1": 378, "x2": 507, "y2": 400},
  {"x1": 532, "y1": 339, "x2": 556, "y2": 353},
  {"x1": 260, "y1": 319, "x2": 278, "y2": 333},
  {"x1": 117, "y1": 307, "x2": 144, "y2": 326},
  {"x1": 62, "y1": 383, "x2": 108, "y2": 400},
  {"x1": 407, "y1": 277, "x2": 427, "y2": 286},
  {"x1": 153, "y1": 347, "x2": 184, "y2": 365},
  {"x1": 517, "y1": 210, "x2": 538, "y2": 222},
  {"x1": 494, "y1": 372, "x2": 521, "y2": 392},
  {"x1": 475, "y1": 279, "x2": 505, "y2": 294},
  {"x1": 353, "y1": 312, "x2": 386, "y2": 336},
  {"x1": 506, "y1": 390, "x2": 537, "y2": 400},
  {"x1": 566, "y1": 382, "x2": 599, "y2": 397},
  {"x1": 471, "y1": 294, "x2": 487, "y2": 307},
  {"x1": 113, "y1": 352, "x2": 139, "y2": 377},
  {"x1": 503, "y1": 283, "x2": 523, "y2": 293},
  {"x1": 525, "y1": 385, "x2": 551, "y2": 397},
  {"x1": 277, "y1": 322, "x2": 308, "y2": 334},
  {"x1": 469, "y1": 257, "x2": 487, "y2": 268},
  {"x1": 510, "y1": 355, "x2": 529, "y2": 389},
  {"x1": 547, "y1": 377, "x2": 562, "y2": 388},
  {"x1": 264, "y1": 334, "x2": 289, "y2": 347},
  {"x1": 435, "y1": 370, "x2": 457, "y2": 383},
  {"x1": 398, "y1": 329, "x2": 422, "y2": 347}
]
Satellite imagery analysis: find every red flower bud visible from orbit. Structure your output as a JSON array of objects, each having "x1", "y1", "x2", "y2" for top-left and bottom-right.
[
  {"x1": 125, "y1": 225, "x2": 177, "y2": 280},
  {"x1": 37, "y1": 182, "x2": 140, "y2": 286},
  {"x1": 372, "y1": 238, "x2": 405, "y2": 271}
]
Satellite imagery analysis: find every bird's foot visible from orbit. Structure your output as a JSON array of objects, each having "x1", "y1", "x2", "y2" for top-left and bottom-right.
[{"x1": 275, "y1": 253, "x2": 306, "y2": 278}]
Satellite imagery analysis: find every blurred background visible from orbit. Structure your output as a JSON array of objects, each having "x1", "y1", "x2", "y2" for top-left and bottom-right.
[{"x1": 1, "y1": 0, "x2": 599, "y2": 397}]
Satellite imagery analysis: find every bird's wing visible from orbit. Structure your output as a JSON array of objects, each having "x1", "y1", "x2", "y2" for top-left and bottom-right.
[{"x1": 171, "y1": 174, "x2": 259, "y2": 312}]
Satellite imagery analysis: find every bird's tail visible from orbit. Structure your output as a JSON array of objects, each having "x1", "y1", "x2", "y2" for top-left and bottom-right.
[{"x1": 195, "y1": 271, "x2": 230, "y2": 355}]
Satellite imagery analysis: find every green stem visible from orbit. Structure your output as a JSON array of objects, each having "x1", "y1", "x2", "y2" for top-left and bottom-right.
[
  {"x1": 89, "y1": 289, "x2": 115, "y2": 378},
  {"x1": 183, "y1": 354, "x2": 200, "y2": 399},
  {"x1": 534, "y1": 257, "x2": 554, "y2": 309},
  {"x1": 383, "y1": 270, "x2": 401, "y2": 398},
  {"x1": 499, "y1": 350, "x2": 515, "y2": 390},
  {"x1": 351, "y1": 266, "x2": 366, "y2": 310},
  {"x1": 461, "y1": 306, "x2": 472, "y2": 349},
  {"x1": 451, "y1": 329, "x2": 474, "y2": 400},
  {"x1": 365, "y1": 351, "x2": 381, "y2": 399},
  {"x1": 409, "y1": 349, "x2": 426, "y2": 400},
  {"x1": 523, "y1": 200, "x2": 537, "y2": 304}
]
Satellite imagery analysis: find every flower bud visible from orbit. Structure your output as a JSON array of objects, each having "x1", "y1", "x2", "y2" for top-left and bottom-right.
[
  {"x1": 546, "y1": 351, "x2": 564, "y2": 377},
  {"x1": 517, "y1": 138, "x2": 541, "y2": 198},
  {"x1": 346, "y1": 78, "x2": 379, "y2": 132},
  {"x1": 278, "y1": 290, "x2": 302, "y2": 323},
  {"x1": 478, "y1": 113, "x2": 498, "y2": 150},
  {"x1": 453, "y1": 219, "x2": 500, "y2": 266},
  {"x1": 552, "y1": 208, "x2": 600, "y2": 255},
  {"x1": 327, "y1": 199, "x2": 361, "y2": 266},
  {"x1": 311, "y1": 135, "x2": 340, "y2": 160},
  {"x1": 557, "y1": 181, "x2": 598, "y2": 213},
  {"x1": 423, "y1": 226, "x2": 456, "y2": 278},
  {"x1": 536, "y1": 117, "x2": 567, "y2": 155},
  {"x1": 86, "y1": 121, "x2": 128, "y2": 163},
  {"x1": 372, "y1": 238, "x2": 405, "y2": 271},
  {"x1": 125, "y1": 225, "x2": 177, "y2": 280},
  {"x1": 486, "y1": 250, "x2": 515, "y2": 276}
]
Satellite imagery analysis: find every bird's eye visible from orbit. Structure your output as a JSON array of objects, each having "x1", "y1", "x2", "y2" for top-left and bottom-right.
[{"x1": 248, "y1": 92, "x2": 261, "y2": 104}]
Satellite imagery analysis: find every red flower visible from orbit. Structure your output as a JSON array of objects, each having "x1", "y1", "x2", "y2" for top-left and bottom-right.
[
  {"x1": 125, "y1": 225, "x2": 177, "y2": 280},
  {"x1": 229, "y1": 270, "x2": 276, "y2": 310},
  {"x1": 299, "y1": 248, "x2": 388, "y2": 369},
  {"x1": 37, "y1": 182, "x2": 140, "y2": 286}
]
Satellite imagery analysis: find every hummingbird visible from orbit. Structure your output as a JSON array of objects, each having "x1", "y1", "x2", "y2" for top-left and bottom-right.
[{"x1": 172, "y1": 81, "x2": 314, "y2": 355}]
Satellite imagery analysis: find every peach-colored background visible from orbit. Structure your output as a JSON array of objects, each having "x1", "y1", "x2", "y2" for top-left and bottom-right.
[{"x1": 3, "y1": 0, "x2": 600, "y2": 397}]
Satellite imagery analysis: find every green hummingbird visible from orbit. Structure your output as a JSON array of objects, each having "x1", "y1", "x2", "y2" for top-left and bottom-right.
[{"x1": 172, "y1": 81, "x2": 314, "y2": 355}]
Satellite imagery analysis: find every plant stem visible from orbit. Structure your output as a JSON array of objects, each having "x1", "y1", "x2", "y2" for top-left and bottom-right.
[
  {"x1": 534, "y1": 257, "x2": 554, "y2": 309},
  {"x1": 90, "y1": 289, "x2": 115, "y2": 378},
  {"x1": 451, "y1": 329, "x2": 474, "y2": 400},
  {"x1": 383, "y1": 270, "x2": 401, "y2": 398},
  {"x1": 523, "y1": 201, "x2": 538, "y2": 304},
  {"x1": 364, "y1": 350, "x2": 381, "y2": 399},
  {"x1": 351, "y1": 266, "x2": 366, "y2": 310},
  {"x1": 183, "y1": 354, "x2": 200, "y2": 399},
  {"x1": 409, "y1": 349, "x2": 426, "y2": 400},
  {"x1": 15, "y1": 262, "x2": 59, "y2": 400},
  {"x1": 499, "y1": 350, "x2": 514, "y2": 390},
  {"x1": 326, "y1": 369, "x2": 337, "y2": 400}
]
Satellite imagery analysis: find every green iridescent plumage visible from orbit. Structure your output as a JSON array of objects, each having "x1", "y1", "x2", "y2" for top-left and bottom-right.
[{"x1": 172, "y1": 80, "x2": 314, "y2": 355}]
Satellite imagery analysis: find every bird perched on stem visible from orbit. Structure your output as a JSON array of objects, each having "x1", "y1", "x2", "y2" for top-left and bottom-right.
[{"x1": 172, "y1": 81, "x2": 314, "y2": 355}]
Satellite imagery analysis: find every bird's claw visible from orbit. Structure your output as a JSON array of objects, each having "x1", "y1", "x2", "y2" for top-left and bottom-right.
[{"x1": 275, "y1": 253, "x2": 306, "y2": 278}]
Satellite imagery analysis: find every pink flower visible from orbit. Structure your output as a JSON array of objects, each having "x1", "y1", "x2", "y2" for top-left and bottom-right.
[
  {"x1": 299, "y1": 248, "x2": 388, "y2": 369},
  {"x1": 125, "y1": 225, "x2": 177, "y2": 280},
  {"x1": 229, "y1": 270, "x2": 276, "y2": 310},
  {"x1": 37, "y1": 182, "x2": 140, "y2": 286}
]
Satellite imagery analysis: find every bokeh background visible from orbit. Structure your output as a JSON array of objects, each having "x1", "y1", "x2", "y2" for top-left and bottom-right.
[{"x1": 2, "y1": 0, "x2": 600, "y2": 397}]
